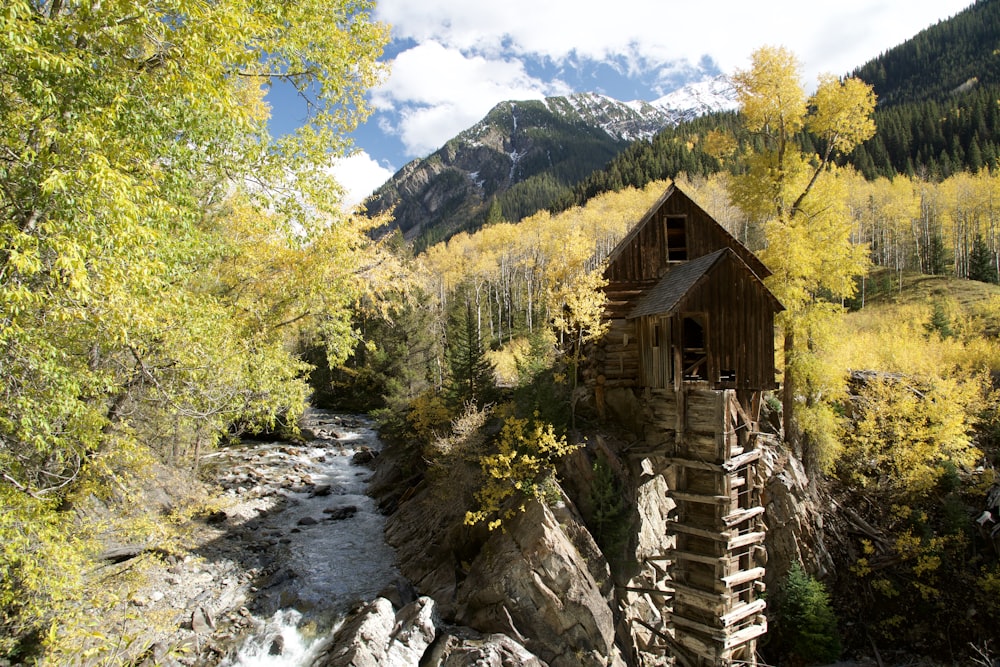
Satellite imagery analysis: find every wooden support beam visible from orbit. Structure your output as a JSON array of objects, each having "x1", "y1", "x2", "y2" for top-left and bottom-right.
[
  {"x1": 721, "y1": 448, "x2": 762, "y2": 471},
  {"x1": 624, "y1": 585, "x2": 675, "y2": 599},
  {"x1": 720, "y1": 566, "x2": 766, "y2": 588},
  {"x1": 720, "y1": 599, "x2": 767, "y2": 628},
  {"x1": 722, "y1": 505, "x2": 766, "y2": 527},
  {"x1": 672, "y1": 548, "x2": 726, "y2": 566},
  {"x1": 726, "y1": 531, "x2": 766, "y2": 550},
  {"x1": 669, "y1": 521, "x2": 732, "y2": 541},
  {"x1": 668, "y1": 490, "x2": 732, "y2": 505},
  {"x1": 670, "y1": 612, "x2": 727, "y2": 640},
  {"x1": 670, "y1": 581, "x2": 730, "y2": 608},
  {"x1": 722, "y1": 620, "x2": 768, "y2": 650}
]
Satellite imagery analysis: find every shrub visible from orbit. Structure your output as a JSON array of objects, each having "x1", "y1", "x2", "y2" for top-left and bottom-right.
[
  {"x1": 588, "y1": 454, "x2": 631, "y2": 568},
  {"x1": 773, "y1": 563, "x2": 842, "y2": 665},
  {"x1": 465, "y1": 410, "x2": 580, "y2": 530}
]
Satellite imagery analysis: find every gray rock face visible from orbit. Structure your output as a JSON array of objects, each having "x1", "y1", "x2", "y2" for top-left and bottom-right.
[
  {"x1": 318, "y1": 597, "x2": 436, "y2": 667},
  {"x1": 455, "y1": 499, "x2": 620, "y2": 667},
  {"x1": 317, "y1": 595, "x2": 549, "y2": 667},
  {"x1": 381, "y1": 456, "x2": 624, "y2": 666},
  {"x1": 758, "y1": 442, "x2": 836, "y2": 585}
]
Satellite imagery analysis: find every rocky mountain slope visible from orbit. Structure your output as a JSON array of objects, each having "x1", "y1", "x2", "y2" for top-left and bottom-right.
[{"x1": 365, "y1": 78, "x2": 736, "y2": 248}]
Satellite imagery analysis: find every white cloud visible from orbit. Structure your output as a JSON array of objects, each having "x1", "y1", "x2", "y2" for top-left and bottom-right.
[
  {"x1": 329, "y1": 152, "x2": 396, "y2": 209},
  {"x1": 361, "y1": 0, "x2": 974, "y2": 162},
  {"x1": 375, "y1": 0, "x2": 973, "y2": 82},
  {"x1": 372, "y1": 41, "x2": 570, "y2": 156}
]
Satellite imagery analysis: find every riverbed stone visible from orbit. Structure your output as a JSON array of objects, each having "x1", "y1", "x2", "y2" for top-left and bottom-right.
[{"x1": 425, "y1": 627, "x2": 548, "y2": 667}]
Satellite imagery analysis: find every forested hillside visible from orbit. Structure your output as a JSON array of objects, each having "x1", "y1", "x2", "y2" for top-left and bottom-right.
[
  {"x1": 553, "y1": 0, "x2": 1000, "y2": 209},
  {"x1": 851, "y1": 0, "x2": 1000, "y2": 105}
]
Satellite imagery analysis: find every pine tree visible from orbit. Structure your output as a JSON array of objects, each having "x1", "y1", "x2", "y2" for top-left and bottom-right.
[
  {"x1": 774, "y1": 563, "x2": 842, "y2": 664},
  {"x1": 446, "y1": 299, "x2": 497, "y2": 408},
  {"x1": 968, "y1": 233, "x2": 998, "y2": 283}
]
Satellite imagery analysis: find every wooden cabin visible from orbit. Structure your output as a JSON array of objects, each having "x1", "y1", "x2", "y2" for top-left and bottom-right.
[
  {"x1": 595, "y1": 184, "x2": 782, "y2": 667},
  {"x1": 597, "y1": 183, "x2": 782, "y2": 395}
]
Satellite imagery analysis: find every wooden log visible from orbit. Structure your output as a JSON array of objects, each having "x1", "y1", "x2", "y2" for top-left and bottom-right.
[
  {"x1": 722, "y1": 505, "x2": 766, "y2": 527},
  {"x1": 720, "y1": 566, "x2": 766, "y2": 588},
  {"x1": 670, "y1": 613, "x2": 727, "y2": 640},
  {"x1": 722, "y1": 620, "x2": 767, "y2": 650},
  {"x1": 722, "y1": 448, "x2": 762, "y2": 471},
  {"x1": 669, "y1": 491, "x2": 731, "y2": 506},
  {"x1": 726, "y1": 531, "x2": 766, "y2": 550},
  {"x1": 670, "y1": 521, "x2": 732, "y2": 541},
  {"x1": 720, "y1": 599, "x2": 767, "y2": 628}
]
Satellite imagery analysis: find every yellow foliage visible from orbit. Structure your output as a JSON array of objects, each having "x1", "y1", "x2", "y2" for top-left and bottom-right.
[
  {"x1": 839, "y1": 375, "x2": 982, "y2": 498},
  {"x1": 407, "y1": 390, "x2": 453, "y2": 445},
  {"x1": 465, "y1": 412, "x2": 580, "y2": 530},
  {"x1": 486, "y1": 337, "x2": 534, "y2": 387}
]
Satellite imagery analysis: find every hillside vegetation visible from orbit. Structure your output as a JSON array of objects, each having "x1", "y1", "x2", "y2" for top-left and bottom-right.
[{"x1": 7, "y1": 0, "x2": 1000, "y2": 663}]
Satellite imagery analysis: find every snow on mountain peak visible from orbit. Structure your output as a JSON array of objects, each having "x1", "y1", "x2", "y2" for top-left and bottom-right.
[{"x1": 649, "y1": 75, "x2": 739, "y2": 116}]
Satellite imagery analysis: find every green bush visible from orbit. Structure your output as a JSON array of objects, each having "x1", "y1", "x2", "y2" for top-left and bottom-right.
[
  {"x1": 773, "y1": 563, "x2": 842, "y2": 665},
  {"x1": 588, "y1": 455, "x2": 631, "y2": 568}
]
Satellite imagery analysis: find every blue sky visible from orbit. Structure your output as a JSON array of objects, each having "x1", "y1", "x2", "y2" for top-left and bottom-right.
[{"x1": 268, "y1": 0, "x2": 975, "y2": 207}]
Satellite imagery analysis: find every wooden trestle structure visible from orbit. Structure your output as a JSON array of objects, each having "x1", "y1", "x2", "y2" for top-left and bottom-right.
[
  {"x1": 625, "y1": 387, "x2": 767, "y2": 666},
  {"x1": 589, "y1": 183, "x2": 782, "y2": 666}
]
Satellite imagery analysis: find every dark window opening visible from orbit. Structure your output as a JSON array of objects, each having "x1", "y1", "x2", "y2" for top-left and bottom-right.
[
  {"x1": 666, "y1": 215, "x2": 687, "y2": 261},
  {"x1": 681, "y1": 316, "x2": 706, "y2": 380}
]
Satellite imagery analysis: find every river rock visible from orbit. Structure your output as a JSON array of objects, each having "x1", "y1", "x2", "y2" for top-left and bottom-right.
[
  {"x1": 319, "y1": 596, "x2": 438, "y2": 667},
  {"x1": 352, "y1": 447, "x2": 379, "y2": 465},
  {"x1": 424, "y1": 627, "x2": 548, "y2": 667},
  {"x1": 190, "y1": 606, "x2": 215, "y2": 634},
  {"x1": 323, "y1": 505, "x2": 358, "y2": 521}
]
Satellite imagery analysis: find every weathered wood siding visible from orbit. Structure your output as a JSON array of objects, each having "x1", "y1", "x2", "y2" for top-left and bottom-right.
[
  {"x1": 604, "y1": 187, "x2": 769, "y2": 284},
  {"x1": 670, "y1": 260, "x2": 777, "y2": 391}
]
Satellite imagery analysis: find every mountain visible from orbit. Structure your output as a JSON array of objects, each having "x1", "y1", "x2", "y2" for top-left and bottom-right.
[
  {"x1": 560, "y1": 0, "x2": 1000, "y2": 199},
  {"x1": 366, "y1": 79, "x2": 737, "y2": 249},
  {"x1": 851, "y1": 0, "x2": 1000, "y2": 107}
]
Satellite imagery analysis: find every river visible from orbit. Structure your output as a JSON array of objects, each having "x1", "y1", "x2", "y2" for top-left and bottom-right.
[{"x1": 213, "y1": 409, "x2": 400, "y2": 667}]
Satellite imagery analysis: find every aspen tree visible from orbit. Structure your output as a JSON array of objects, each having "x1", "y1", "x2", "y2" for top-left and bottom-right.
[
  {"x1": 0, "y1": 0, "x2": 387, "y2": 656},
  {"x1": 730, "y1": 47, "x2": 874, "y2": 472}
]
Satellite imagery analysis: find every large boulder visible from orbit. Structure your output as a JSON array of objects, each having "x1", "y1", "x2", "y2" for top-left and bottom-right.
[
  {"x1": 317, "y1": 596, "x2": 437, "y2": 667},
  {"x1": 425, "y1": 626, "x2": 548, "y2": 666},
  {"x1": 455, "y1": 498, "x2": 622, "y2": 667}
]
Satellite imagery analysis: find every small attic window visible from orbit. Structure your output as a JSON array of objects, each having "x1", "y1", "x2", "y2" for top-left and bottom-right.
[{"x1": 666, "y1": 215, "x2": 687, "y2": 261}]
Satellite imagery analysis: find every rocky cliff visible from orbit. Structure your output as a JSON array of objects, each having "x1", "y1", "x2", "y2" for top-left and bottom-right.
[{"x1": 357, "y1": 397, "x2": 827, "y2": 667}]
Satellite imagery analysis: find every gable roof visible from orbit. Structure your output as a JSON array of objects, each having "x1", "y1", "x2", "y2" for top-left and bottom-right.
[
  {"x1": 628, "y1": 247, "x2": 784, "y2": 319},
  {"x1": 604, "y1": 182, "x2": 772, "y2": 281}
]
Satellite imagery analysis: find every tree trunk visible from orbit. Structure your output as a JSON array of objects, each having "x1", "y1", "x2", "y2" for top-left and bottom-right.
[{"x1": 782, "y1": 329, "x2": 800, "y2": 456}]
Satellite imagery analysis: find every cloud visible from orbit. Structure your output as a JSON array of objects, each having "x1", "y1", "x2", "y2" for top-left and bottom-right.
[
  {"x1": 362, "y1": 0, "x2": 973, "y2": 162},
  {"x1": 372, "y1": 41, "x2": 570, "y2": 156},
  {"x1": 329, "y1": 152, "x2": 396, "y2": 209},
  {"x1": 375, "y1": 0, "x2": 972, "y2": 81}
]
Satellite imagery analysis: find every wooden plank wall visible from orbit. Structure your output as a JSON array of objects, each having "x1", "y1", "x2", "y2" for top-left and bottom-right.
[
  {"x1": 604, "y1": 192, "x2": 767, "y2": 285},
  {"x1": 678, "y1": 263, "x2": 779, "y2": 391}
]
